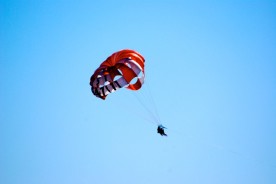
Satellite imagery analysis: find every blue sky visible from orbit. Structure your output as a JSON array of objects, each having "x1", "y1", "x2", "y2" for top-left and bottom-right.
[{"x1": 1, "y1": 0, "x2": 276, "y2": 184}]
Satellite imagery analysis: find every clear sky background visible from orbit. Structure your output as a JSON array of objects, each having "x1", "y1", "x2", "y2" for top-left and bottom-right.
[{"x1": 1, "y1": 0, "x2": 276, "y2": 184}]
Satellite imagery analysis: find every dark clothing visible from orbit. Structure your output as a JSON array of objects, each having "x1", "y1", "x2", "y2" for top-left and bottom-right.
[{"x1": 157, "y1": 126, "x2": 167, "y2": 136}]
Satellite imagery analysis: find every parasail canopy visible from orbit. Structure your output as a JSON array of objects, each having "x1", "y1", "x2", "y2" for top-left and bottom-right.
[{"x1": 90, "y1": 49, "x2": 145, "y2": 99}]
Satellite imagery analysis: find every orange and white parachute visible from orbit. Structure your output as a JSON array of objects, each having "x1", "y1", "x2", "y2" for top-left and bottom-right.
[{"x1": 90, "y1": 49, "x2": 145, "y2": 99}]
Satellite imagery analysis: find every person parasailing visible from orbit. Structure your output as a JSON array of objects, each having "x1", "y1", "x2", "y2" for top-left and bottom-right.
[{"x1": 157, "y1": 125, "x2": 167, "y2": 136}]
